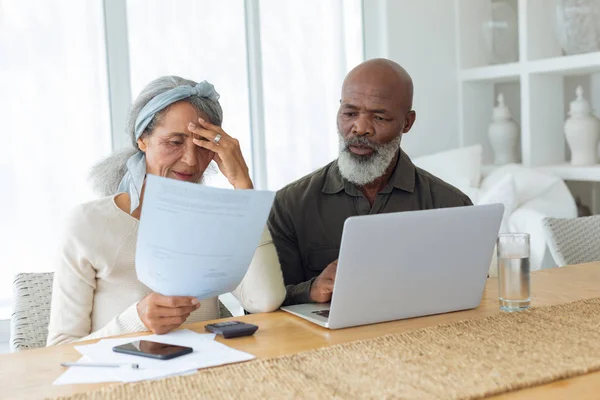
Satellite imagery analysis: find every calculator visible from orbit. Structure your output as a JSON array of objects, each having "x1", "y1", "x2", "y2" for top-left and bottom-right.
[{"x1": 204, "y1": 321, "x2": 259, "y2": 339}]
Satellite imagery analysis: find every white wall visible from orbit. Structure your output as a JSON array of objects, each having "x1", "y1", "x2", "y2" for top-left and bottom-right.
[{"x1": 363, "y1": 0, "x2": 459, "y2": 157}]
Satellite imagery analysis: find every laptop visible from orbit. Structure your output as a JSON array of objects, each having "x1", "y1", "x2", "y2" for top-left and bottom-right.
[{"x1": 280, "y1": 204, "x2": 504, "y2": 329}]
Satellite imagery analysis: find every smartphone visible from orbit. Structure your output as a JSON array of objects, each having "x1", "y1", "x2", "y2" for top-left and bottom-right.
[{"x1": 112, "y1": 340, "x2": 193, "y2": 360}]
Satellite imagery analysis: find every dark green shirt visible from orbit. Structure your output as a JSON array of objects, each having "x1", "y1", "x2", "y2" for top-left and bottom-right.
[{"x1": 267, "y1": 150, "x2": 473, "y2": 306}]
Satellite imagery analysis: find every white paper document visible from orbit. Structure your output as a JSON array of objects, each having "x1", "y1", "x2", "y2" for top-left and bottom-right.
[
  {"x1": 53, "y1": 355, "x2": 198, "y2": 385},
  {"x1": 136, "y1": 174, "x2": 275, "y2": 299},
  {"x1": 54, "y1": 356, "x2": 122, "y2": 385},
  {"x1": 54, "y1": 330, "x2": 255, "y2": 385}
]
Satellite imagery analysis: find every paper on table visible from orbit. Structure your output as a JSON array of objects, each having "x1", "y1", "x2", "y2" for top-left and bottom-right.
[
  {"x1": 74, "y1": 330, "x2": 254, "y2": 380},
  {"x1": 74, "y1": 329, "x2": 216, "y2": 367},
  {"x1": 53, "y1": 356, "x2": 198, "y2": 385},
  {"x1": 55, "y1": 331, "x2": 217, "y2": 385},
  {"x1": 136, "y1": 174, "x2": 275, "y2": 299},
  {"x1": 54, "y1": 356, "x2": 119, "y2": 385},
  {"x1": 74, "y1": 329, "x2": 216, "y2": 353}
]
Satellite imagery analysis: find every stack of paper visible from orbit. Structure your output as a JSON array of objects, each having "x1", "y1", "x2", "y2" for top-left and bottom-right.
[{"x1": 54, "y1": 330, "x2": 255, "y2": 385}]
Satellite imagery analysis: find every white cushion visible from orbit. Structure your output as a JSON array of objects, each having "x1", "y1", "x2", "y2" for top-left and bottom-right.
[
  {"x1": 412, "y1": 148, "x2": 577, "y2": 276},
  {"x1": 479, "y1": 166, "x2": 577, "y2": 276},
  {"x1": 473, "y1": 174, "x2": 518, "y2": 277},
  {"x1": 413, "y1": 145, "x2": 482, "y2": 193},
  {"x1": 477, "y1": 174, "x2": 517, "y2": 233}
]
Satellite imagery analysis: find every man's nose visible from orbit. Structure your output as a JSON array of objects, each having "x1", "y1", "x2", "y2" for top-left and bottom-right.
[{"x1": 352, "y1": 114, "x2": 373, "y2": 137}]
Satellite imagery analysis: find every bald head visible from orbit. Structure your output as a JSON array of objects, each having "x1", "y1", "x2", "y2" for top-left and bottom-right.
[
  {"x1": 336, "y1": 59, "x2": 417, "y2": 186},
  {"x1": 342, "y1": 58, "x2": 414, "y2": 110},
  {"x1": 336, "y1": 58, "x2": 417, "y2": 174}
]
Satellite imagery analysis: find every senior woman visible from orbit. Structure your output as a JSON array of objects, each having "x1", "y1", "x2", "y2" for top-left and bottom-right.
[{"x1": 47, "y1": 76, "x2": 286, "y2": 346}]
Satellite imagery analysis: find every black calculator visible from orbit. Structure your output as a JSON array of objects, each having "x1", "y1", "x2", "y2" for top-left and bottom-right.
[{"x1": 204, "y1": 321, "x2": 259, "y2": 339}]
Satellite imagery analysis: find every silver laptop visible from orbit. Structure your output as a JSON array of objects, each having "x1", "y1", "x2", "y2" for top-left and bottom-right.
[{"x1": 280, "y1": 204, "x2": 504, "y2": 329}]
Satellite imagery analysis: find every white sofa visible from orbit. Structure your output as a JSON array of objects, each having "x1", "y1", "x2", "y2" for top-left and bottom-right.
[{"x1": 413, "y1": 145, "x2": 577, "y2": 275}]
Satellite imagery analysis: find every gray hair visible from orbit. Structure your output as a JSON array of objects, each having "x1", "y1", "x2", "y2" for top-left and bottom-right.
[{"x1": 89, "y1": 76, "x2": 223, "y2": 196}]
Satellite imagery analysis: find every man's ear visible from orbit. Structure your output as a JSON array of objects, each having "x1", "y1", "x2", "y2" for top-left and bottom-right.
[
  {"x1": 402, "y1": 110, "x2": 417, "y2": 133},
  {"x1": 137, "y1": 136, "x2": 148, "y2": 152}
]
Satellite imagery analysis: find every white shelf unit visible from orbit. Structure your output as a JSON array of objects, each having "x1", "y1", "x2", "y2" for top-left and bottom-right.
[{"x1": 456, "y1": 0, "x2": 600, "y2": 183}]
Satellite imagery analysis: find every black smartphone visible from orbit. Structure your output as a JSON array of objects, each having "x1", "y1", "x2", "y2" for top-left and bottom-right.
[{"x1": 112, "y1": 340, "x2": 193, "y2": 360}]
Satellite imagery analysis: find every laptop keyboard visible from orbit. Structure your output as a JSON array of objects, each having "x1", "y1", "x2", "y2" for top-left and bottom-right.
[{"x1": 311, "y1": 310, "x2": 330, "y2": 319}]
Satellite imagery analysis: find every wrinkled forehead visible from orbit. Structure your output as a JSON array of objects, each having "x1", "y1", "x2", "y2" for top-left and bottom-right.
[
  {"x1": 154, "y1": 101, "x2": 206, "y2": 132},
  {"x1": 341, "y1": 81, "x2": 403, "y2": 111}
]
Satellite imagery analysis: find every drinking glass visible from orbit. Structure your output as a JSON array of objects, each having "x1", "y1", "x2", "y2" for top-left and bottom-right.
[{"x1": 497, "y1": 233, "x2": 530, "y2": 311}]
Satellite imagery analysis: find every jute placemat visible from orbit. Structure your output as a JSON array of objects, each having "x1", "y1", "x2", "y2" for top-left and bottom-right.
[{"x1": 52, "y1": 297, "x2": 600, "y2": 400}]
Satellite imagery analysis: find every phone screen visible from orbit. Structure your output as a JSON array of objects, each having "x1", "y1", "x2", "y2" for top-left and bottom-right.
[{"x1": 113, "y1": 340, "x2": 192, "y2": 359}]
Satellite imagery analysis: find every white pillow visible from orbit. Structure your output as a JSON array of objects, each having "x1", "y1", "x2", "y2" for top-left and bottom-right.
[
  {"x1": 481, "y1": 164, "x2": 565, "y2": 206},
  {"x1": 457, "y1": 181, "x2": 482, "y2": 204},
  {"x1": 476, "y1": 173, "x2": 518, "y2": 233},
  {"x1": 412, "y1": 145, "x2": 483, "y2": 190},
  {"x1": 475, "y1": 173, "x2": 518, "y2": 278}
]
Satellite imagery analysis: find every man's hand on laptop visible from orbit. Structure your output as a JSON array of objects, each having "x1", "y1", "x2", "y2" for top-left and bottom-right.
[{"x1": 310, "y1": 260, "x2": 338, "y2": 303}]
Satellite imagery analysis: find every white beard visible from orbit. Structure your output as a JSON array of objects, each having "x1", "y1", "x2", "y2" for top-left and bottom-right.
[{"x1": 337, "y1": 133, "x2": 401, "y2": 186}]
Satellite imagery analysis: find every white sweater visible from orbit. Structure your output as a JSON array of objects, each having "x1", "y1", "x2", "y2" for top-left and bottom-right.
[{"x1": 47, "y1": 195, "x2": 286, "y2": 346}]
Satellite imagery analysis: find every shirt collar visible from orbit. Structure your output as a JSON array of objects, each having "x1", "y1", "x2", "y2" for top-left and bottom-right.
[{"x1": 322, "y1": 149, "x2": 416, "y2": 195}]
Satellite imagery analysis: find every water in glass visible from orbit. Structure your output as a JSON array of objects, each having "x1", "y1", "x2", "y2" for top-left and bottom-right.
[{"x1": 498, "y1": 255, "x2": 530, "y2": 311}]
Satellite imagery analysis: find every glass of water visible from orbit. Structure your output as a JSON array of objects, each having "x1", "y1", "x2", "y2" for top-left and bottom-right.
[{"x1": 497, "y1": 233, "x2": 530, "y2": 311}]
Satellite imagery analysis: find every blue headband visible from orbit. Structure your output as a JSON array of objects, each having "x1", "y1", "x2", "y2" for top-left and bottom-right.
[{"x1": 117, "y1": 81, "x2": 220, "y2": 213}]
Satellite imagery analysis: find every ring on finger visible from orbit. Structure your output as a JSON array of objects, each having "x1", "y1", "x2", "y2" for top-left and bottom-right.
[{"x1": 214, "y1": 133, "x2": 222, "y2": 144}]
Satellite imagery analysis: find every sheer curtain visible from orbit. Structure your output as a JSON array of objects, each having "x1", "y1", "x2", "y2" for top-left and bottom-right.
[
  {"x1": 259, "y1": 0, "x2": 364, "y2": 190},
  {"x1": 0, "y1": 0, "x2": 111, "y2": 318}
]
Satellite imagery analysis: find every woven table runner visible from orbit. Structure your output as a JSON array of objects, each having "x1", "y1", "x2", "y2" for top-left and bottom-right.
[{"x1": 53, "y1": 297, "x2": 600, "y2": 400}]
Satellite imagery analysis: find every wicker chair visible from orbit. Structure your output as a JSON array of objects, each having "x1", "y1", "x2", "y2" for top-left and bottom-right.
[
  {"x1": 10, "y1": 272, "x2": 232, "y2": 352},
  {"x1": 219, "y1": 299, "x2": 233, "y2": 319},
  {"x1": 10, "y1": 272, "x2": 54, "y2": 352},
  {"x1": 542, "y1": 215, "x2": 600, "y2": 267}
]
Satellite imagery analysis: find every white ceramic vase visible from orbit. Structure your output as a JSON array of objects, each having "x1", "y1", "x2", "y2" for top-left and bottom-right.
[
  {"x1": 488, "y1": 93, "x2": 520, "y2": 165},
  {"x1": 565, "y1": 85, "x2": 600, "y2": 166}
]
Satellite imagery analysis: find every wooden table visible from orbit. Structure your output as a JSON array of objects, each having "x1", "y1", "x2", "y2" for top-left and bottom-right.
[{"x1": 2, "y1": 263, "x2": 600, "y2": 400}]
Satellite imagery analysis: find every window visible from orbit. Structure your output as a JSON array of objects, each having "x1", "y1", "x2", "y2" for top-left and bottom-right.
[
  {"x1": 0, "y1": 0, "x2": 111, "y2": 317},
  {"x1": 259, "y1": 0, "x2": 364, "y2": 190}
]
